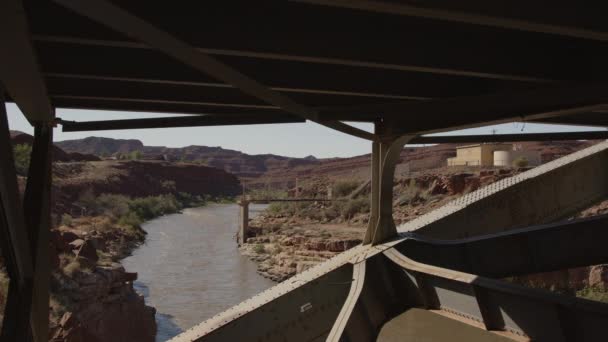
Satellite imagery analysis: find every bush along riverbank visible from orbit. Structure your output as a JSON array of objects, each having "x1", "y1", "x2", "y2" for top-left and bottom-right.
[{"x1": 47, "y1": 192, "x2": 221, "y2": 342}]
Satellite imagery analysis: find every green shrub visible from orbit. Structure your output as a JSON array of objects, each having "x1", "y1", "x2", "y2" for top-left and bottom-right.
[
  {"x1": 13, "y1": 143, "x2": 32, "y2": 176},
  {"x1": 577, "y1": 287, "x2": 608, "y2": 303},
  {"x1": 513, "y1": 156, "x2": 529, "y2": 168},
  {"x1": 253, "y1": 244, "x2": 266, "y2": 254},
  {"x1": 118, "y1": 211, "x2": 143, "y2": 229},
  {"x1": 60, "y1": 214, "x2": 73, "y2": 227},
  {"x1": 128, "y1": 150, "x2": 143, "y2": 160},
  {"x1": 129, "y1": 194, "x2": 180, "y2": 220},
  {"x1": 176, "y1": 192, "x2": 206, "y2": 208},
  {"x1": 93, "y1": 194, "x2": 131, "y2": 217},
  {"x1": 267, "y1": 202, "x2": 285, "y2": 214},
  {"x1": 341, "y1": 198, "x2": 370, "y2": 219},
  {"x1": 247, "y1": 188, "x2": 288, "y2": 200},
  {"x1": 324, "y1": 201, "x2": 346, "y2": 221},
  {"x1": 332, "y1": 180, "x2": 361, "y2": 198}
]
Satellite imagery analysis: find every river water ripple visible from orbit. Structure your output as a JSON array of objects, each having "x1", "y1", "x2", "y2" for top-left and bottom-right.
[{"x1": 122, "y1": 203, "x2": 274, "y2": 342}]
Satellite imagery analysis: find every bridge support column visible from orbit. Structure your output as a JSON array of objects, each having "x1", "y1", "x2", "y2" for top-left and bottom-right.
[
  {"x1": 364, "y1": 124, "x2": 413, "y2": 245},
  {"x1": 23, "y1": 122, "x2": 53, "y2": 342},
  {"x1": 237, "y1": 198, "x2": 249, "y2": 245},
  {"x1": 0, "y1": 92, "x2": 53, "y2": 342}
]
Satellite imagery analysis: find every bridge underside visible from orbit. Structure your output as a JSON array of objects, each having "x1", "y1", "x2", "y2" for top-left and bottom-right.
[{"x1": 3, "y1": 1, "x2": 608, "y2": 341}]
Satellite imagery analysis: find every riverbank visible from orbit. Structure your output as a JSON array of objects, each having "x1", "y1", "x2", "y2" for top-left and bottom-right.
[
  {"x1": 239, "y1": 169, "x2": 608, "y2": 303},
  {"x1": 49, "y1": 194, "x2": 216, "y2": 341}
]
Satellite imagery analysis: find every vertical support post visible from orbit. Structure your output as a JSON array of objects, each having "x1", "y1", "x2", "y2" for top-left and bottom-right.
[
  {"x1": 364, "y1": 123, "x2": 413, "y2": 245},
  {"x1": 364, "y1": 141, "x2": 381, "y2": 244},
  {"x1": 238, "y1": 199, "x2": 249, "y2": 245},
  {"x1": 0, "y1": 90, "x2": 35, "y2": 341},
  {"x1": 22, "y1": 121, "x2": 53, "y2": 342}
]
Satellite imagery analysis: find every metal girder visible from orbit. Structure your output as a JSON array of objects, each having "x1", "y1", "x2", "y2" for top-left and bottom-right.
[
  {"x1": 0, "y1": 0, "x2": 53, "y2": 122},
  {"x1": 0, "y1": 94, "x2": 35, "y2": 341},
  {"x1": 397, "y1": 214, "x2": 608, "y2": 279},
  {"x1": 293, "y1": 0, "x2": 608, "y2": 42},
  {"x1": 52, "y1": 0, "x2": 375, "y2": 141},
  {"x1": 319, "y1": 85, "x2": 608, "y2": 133},
  {"x1": 21, "y1": 123, "x2": 53, "y2": 342},
  {"x1": 412, "y1": 130, "x2": 608, "y2": 144},
  {"x1": 52, "y1": 95, "x2": 279, "y2": 110},
  {"x1": 34, "y1": 35, "x2": 553, "y2": 84},
  {"x1": 383, "y1": 248, "x2": 608, "y2": 341},
  {"x1": 327, "y1": 261, "x2": 366, "y2": 342},
  {"x1": 58, "y1": 114, "x2": 305, "y2": 132},
  {"x1": 44, "y1": 72, "x2": 428, "y2": 101}
]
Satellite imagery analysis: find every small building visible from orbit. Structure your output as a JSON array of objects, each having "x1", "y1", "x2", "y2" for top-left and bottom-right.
[
  {"x1": 447, "y1": 143, "x2": 512, "y2": 167},
  {"x1": 448, "y1": 143, "x2": 541, "y2": 167}
]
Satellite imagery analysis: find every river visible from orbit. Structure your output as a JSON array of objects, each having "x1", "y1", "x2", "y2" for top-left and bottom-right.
[{"x1": 122, "y1": 203, "x2": 275, "y2": 342}]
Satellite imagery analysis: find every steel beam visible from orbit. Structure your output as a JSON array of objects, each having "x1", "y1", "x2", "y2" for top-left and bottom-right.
[
  {"x1": 383, "y1": 248, "x2": 608, "y2": 341},
  {"x1": 319, "y1": 85, "x2": 608, "y2": 133},
  {"x1": 52, "y1": 95, "x2": 279, "y2": 110},
  {"x1": 22, "y1": 123, "x2": 53, "y2": 342},
  {"x1": 398, "y1": 214, "x2": 608, "y2": 279},
  {"x1": 411, "y1": 130, "x2": 608, "y2": 144},
  {"x1": 0, "y1": 96, "x2": 35, "y2": 341},
  {"x1": 327, "y1": 261, "x2": 366, "y2": 342},
  {"x1": 58, "y1": 114, "x2": 305, "y2": 132},
  {"x1": 293, "y1": 0, "x2": 608, "y2": 43},
  {"x1": 52, "y1": 0, "x2": 375, "y2": 141},
  {"x1": 44, "y1": 72, "x2": 428, "y2": 101},
  {"x1": 0, "y1": 0, "x2": 53, "y2": 122},
  {"x1": 34, "y1": 35, "x2": 552, "y2": 84}
]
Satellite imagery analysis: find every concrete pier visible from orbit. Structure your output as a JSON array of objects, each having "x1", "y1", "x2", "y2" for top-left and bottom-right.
[{"x1": 237, "y1": 198, "x2": 249, "y2": 246}]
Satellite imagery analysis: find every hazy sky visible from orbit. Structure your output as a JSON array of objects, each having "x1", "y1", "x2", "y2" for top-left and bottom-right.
[{"x1": 6, "y1": 104, "x2": 606, "y2": 158}]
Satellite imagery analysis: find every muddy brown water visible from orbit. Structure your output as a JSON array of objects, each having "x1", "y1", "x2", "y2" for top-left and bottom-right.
[{"x1": 122, "y1": 203, "x2": 274, "y2": 342}]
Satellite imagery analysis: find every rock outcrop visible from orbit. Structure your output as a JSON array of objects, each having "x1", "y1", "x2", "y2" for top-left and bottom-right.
[{"x1": 49, "y1": 223, "x2": 156, "y2": 342}]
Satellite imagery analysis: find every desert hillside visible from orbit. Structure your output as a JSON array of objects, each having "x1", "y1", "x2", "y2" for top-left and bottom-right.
[{"x1": 55, "y1": 135, "x2": 600, "y2": 188}]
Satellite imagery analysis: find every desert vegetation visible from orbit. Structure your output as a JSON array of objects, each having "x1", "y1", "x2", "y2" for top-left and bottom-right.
[{"x1": 12, "y1": 143, "x2": 31, "y2": 176}]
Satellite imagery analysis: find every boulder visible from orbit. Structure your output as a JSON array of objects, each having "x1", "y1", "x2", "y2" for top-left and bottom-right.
[{"x1": 69, "y1": 239, "x2": 99, "y2": 262}]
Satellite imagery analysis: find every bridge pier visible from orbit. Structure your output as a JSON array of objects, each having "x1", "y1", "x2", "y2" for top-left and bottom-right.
[
  {"x1": 237, "y1": 198, "x2": 249, "y2": 246},
  {"x1": 364, "y1": 123, "x2": 414, "y2": 245}
]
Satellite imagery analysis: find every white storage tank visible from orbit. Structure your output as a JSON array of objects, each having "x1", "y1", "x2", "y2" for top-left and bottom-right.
[{"x1": 493, "y1": 150, "x2": 512, "y2": 167}]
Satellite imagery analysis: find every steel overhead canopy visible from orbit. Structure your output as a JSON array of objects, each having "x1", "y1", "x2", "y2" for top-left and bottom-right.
[
  {"x1": 12, "y1": 0, "x2": 608, "y2": 133},
  {"x1": 50, "y1": 0, "x2": 375, "y2": 141},
  {"x1": 0, "y1": 0, "x2": 52, "y2": 122}
]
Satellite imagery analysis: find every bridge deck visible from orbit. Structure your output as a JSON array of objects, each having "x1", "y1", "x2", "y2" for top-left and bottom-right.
[{"x1": 377, "y1": 308, "x2": 515, "y2": 342}]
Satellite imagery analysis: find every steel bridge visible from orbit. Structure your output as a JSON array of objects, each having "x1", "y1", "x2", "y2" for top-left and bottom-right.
[{"x1": 2, "y1": 1, "x2": 608, "y2": 341}]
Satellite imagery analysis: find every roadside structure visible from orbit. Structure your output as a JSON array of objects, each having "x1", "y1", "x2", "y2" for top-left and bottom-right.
[
  {"x1": 447, "y1": 143, "x2": 512, "y2": 166},
  {"x1": 2, "y1": 1, "x2": 608, "y2": 341},
  {"x1": 448, "y1": 143, "x2": 542, "y2": 167}
]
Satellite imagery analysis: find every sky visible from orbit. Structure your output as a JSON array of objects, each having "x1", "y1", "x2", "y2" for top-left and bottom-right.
[{"x1": 6, "y1": 104, "x2": 606, "y2": 158}]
